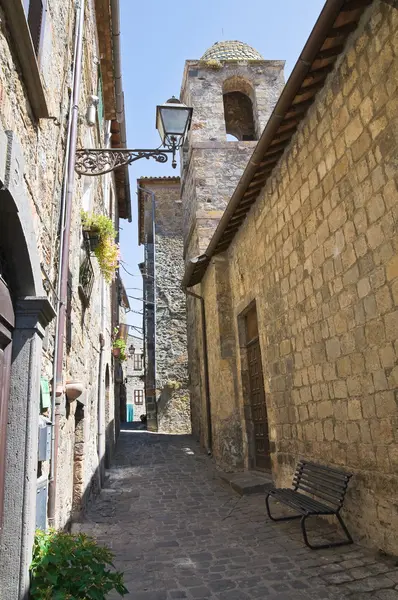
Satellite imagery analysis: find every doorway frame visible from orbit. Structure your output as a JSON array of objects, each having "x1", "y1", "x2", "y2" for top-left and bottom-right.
[{"x1": 237, "y1": 300, "x2": 271, "y2": 472}]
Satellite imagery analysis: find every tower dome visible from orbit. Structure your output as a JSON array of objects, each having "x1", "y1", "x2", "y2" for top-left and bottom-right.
[{"x1": 201, "y1": 40, "x2": 263, "y2": 62}]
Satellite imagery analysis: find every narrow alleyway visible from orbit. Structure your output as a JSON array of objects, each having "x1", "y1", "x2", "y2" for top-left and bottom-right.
[{"x1": 75, "y1": 431, "x2": 398, "y2": 600}]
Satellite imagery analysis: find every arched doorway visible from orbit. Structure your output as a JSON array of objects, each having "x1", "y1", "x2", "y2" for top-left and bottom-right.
[{"x1": 0, "y1": 131, "x2": 55, "y2": 598}]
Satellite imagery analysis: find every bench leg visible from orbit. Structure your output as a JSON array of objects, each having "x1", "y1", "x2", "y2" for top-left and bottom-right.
[
  {"x1": 265, "y1": 493, "x2": 302, "y2": 522},
  {"x1": 301, "y1": 513, "x2": 354, "y2": 550}
]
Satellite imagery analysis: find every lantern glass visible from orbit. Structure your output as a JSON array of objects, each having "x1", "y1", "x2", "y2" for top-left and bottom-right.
[{"x1": 156, "y1": 97, "x2": 192, "y2": 147}]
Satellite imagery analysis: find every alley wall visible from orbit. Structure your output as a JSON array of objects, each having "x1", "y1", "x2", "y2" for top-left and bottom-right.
[{"x1": 200, "y1": 0, "x2": 398, "y2": 554}]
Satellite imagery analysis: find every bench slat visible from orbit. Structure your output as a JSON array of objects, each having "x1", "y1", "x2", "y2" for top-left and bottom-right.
[
  {"x1": 270, "y1": 489, "x2": 334, "y2": 515},
  {"x1": 294, "y1": 460, "x2": 351, "y2": 508},
  {"x1": 294, "y1": 483, "x2": 344, "y2": 507},
  {"x1": 293, "y1": 471, "x2": 348, "y2": 492},
  {"x1": 293, "y1": 473, "x2": 348, "y2": 497},
  {"x1": 298, "y1": 460, "x2": 352, "y2": 480}
]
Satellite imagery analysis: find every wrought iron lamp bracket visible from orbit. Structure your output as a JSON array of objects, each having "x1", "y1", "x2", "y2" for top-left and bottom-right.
[{"x1": 75, "y1": 147, "x2": 177, "y2": 176}]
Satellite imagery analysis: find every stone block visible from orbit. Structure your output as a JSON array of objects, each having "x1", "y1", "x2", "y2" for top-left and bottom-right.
[
  {"x1": 386, "y1": 255, "x2": 398, "y2": 281},
  {"x1": 348, "y1": 399, "x2": 362, "y2": 420},
  {"x1": 384, "y1": 310, "x2": 398, "y2": 341},
  {"x1": 375, "y1": 391, "x2": 397, "y2": 418}
]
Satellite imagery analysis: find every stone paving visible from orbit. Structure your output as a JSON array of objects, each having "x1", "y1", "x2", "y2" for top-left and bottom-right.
[{"x1": 73, "y1": 430, "x2": 398, "y2": 600}]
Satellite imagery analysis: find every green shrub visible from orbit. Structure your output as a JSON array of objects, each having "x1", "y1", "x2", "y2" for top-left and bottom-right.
[{"x1": 30, "y1": 529, "x2": 128, "y2": 599}]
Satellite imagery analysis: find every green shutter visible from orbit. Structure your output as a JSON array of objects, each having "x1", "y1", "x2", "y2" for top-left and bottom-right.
[
  {"x1": 97, "y1": 66, "x2": 104, "y2": 126},
  {"x1": 40, "y1": 377, "x2": 51, "y2": 410}
]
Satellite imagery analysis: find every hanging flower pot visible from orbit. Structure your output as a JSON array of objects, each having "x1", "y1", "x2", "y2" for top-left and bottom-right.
[
  {"x1": 112, "y1": 332, "x2": 128, "y2": 362},
  {"x1": 81, "y1": 211, "x2": 120, "y2": 283},
  {"x1": 112, "y1": 347, "x2": 121, "y2": 358}
]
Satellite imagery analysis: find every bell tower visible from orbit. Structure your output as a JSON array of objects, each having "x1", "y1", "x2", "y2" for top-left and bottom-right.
[{"x1": 180, "y1": 40, "x2": 285, "y2": 262}]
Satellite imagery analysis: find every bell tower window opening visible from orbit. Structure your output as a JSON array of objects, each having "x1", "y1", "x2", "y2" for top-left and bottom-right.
[{"x1": 223, "y1": 91, "x2": 256, "y2": 141}]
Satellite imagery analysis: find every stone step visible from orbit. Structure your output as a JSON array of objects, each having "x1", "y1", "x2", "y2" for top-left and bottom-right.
[{"x1": 218, "y1": 470, "x2": 274, "y2": 495}]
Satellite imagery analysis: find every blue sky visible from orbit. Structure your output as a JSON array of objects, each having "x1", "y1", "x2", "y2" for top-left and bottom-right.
[{"x1": 118, "y1": 0, "x2": 326, "y2": 332}]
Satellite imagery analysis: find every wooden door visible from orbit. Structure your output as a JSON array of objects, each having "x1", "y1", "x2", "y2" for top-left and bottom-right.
[
  {"x1": 0, "y1": 277, "x2": 14, "y2": 531},
  {"x1": 247, "y1": 338, "x2": 271, "y2": 471}
]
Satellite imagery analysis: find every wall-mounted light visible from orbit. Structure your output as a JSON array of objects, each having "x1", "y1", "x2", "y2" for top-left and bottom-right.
[
  {"x1": 76, "y1": 96, "x2": 193, "y2": 176},
  {"x1": 86, "y1": 94, "x2": 99, "y2": 127}
]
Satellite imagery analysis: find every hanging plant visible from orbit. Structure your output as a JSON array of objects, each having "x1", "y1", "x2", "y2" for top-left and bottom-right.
[
  {"x1": 81, "y1": 211, "x2": 120, "y2": 283},
  {"x1": 112, "y1": 326, "x2": 128, "y2": 361},
  {"x1": 112, "y1": 338, "x2": 127, "y2": 361},
  {"x1": 30, "y1": 529, "x2": 128, "y2": 599}
]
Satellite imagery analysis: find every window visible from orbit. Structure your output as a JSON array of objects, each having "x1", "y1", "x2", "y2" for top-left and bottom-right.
[
  {"x1": 223, "y1": 76, "x2": 258, "y2": 141},
  {"x1": 134, "y1": 390, "x2": 144, "y2": 405},
  {"x1": 223, "y1": 92, "x2": 256, "y2": 141},
  {"x1": 23, "y1": 0, "x2": 46, "y2": 57},
  {"x1": 133, "y1": 354, "x2": 143, "y2": 371},
  {"x1": 78, "y1": 242, "x2": 94, "y2": 307}
]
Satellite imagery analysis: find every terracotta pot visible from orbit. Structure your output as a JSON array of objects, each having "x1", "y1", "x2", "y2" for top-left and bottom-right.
[
  {"x1": 65, "y1": 381, "x2": 84, "y2": 402},
  {"x1": 112, "y1": 347, "x2": 121, "y2": 358}
]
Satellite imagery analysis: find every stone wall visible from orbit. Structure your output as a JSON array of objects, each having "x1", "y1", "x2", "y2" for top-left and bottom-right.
[
  {"x1": 125, "y1": 335, "x2": 145, "y2": 422},
  {"x1": 139, "y1": 178, "x2": 191, "y2": 434},
  {"x1": 0, "y1": 0, "x2": 120, "y2": 533},
  {"x1": 198, "y1": 1, "x2": 398, "y2": 554}
]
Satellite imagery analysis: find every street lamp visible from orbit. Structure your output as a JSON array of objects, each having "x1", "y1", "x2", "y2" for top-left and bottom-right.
[
  {"x1": 156, "y1": 97, "x2": 192, "y2": 168},
  {"x1": 75, "y1": 96, "x2": 193, "y2": 176}
]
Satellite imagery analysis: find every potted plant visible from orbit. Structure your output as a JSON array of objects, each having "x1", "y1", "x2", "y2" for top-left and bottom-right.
[
  {"x1": 81, "y1": 211, "x2": 120, "y2": 282},
  {"x1": 30, "y1": 529, "x2": 128, "y2": 599},
  {"x1": 112, "y1": 338, "x2": 127, "y2": 361}
]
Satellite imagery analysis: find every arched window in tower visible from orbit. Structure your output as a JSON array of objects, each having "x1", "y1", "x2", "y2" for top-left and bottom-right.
[
  {"x1": 223, "y1": 91, "x2": 256, "y2": 141},
  {"x1": 223, "y1": 76, "x2": 257, "y2": 141}
]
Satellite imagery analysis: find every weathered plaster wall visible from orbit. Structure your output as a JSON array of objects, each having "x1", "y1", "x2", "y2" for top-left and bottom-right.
[{"x1": 200, "y1": 1, "x2": 398, "y2": 554}]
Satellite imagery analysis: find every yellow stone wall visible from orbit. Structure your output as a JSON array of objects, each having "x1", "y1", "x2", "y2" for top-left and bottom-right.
[{"x1": 199, "y1": 1, "x2": 398, "y2": 553}]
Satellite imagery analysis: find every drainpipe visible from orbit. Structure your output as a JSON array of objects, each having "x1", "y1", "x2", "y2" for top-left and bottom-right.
[
  {"x1": 138, "y1": 186, "x2": 157, "y2": 429},
  {"x1": 110, "y1": 0, "x2": 123, "y2": 126},
  {"x1": 97, "y1": 120, "x2": 112, "y2": 486},
  {"x1": 184, "y1": 288, "x2": 212, "y2": 455},
  {"x1": 48, "y1": 0, "x2": 85, "y2": 526}
]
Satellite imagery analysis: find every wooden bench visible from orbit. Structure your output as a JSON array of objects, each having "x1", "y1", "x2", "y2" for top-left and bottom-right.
[{"x1": 265, "y1": 459, "x2": 353, "y2": 550}]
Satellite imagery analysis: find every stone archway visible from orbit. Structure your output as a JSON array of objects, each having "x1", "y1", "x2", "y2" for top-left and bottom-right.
[
  {"x1": 0, "y1": 263, "x2": 14, "y2": 533},
  {"x1": 0, "y1": 129, "x2": 55, "y2": 600}
]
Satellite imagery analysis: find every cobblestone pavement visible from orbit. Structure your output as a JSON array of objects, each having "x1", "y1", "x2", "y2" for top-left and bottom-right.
[{"x1": 74, "y1": 431, "x2": 398, "y2": 600}]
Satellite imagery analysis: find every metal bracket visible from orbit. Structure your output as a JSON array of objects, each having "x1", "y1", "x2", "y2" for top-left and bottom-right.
[{"x1": 75, "y1": 147, "x2": 174, "y2": 176}]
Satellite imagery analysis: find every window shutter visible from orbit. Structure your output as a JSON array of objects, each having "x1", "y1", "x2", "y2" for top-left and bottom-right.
[{"x1": 27, "y1": 0, "x2": 44, "y2": 56}]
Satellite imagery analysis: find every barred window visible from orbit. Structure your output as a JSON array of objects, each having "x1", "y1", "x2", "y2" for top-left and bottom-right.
[{"x1": 134, "y1": 390, "x2": 144, "y2": 405}]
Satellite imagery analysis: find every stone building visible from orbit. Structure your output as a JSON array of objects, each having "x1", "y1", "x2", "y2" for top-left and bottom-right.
[
  {"x1": 182, "y1": 1, "x2": 398, "y2": 555},
  {"x1": 0, "y1": 1, "x2": 131, "y2": 597},
  {"x1": 180, "y1": 40, "x2": 284, "y2": 451},
  {"x1": 124, "y1": 335, "x2": 145, "y2": 422},
  {"x1": 138, "y1": 177, "x2": 191, "y2": 434}
]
